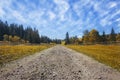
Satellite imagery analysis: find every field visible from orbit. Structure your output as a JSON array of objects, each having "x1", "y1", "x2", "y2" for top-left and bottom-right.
[
  {"x1": 66, "y1": 45, "x2": 120, "y2": 71},
  {"x1": 0, "y1": 45, "x2": 52, "y2": 65}
]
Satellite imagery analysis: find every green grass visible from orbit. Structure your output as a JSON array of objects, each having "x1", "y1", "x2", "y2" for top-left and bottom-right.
[
  {"x1": 0, "y1": 45, "x2": 52, "y2": 65},
  {"x1": 66, "y1": 45, "x2": 120, "y2": 71}
]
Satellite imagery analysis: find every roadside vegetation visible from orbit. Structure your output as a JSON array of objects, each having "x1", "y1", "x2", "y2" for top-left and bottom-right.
[
  {"x1": 64, "y1": 28, "x2": 120, "y2": 45},
  {"x1": 64, "y1": 26, "x2": 120, "y2": 71},
  {"x1": 66, "y1": 45, "x2": 120, "y2": 71},
  {"x1": 1, "y1": 19, "x2": 120, "y2": 71},
  {"x1": 0, "y1": 45, "x2": 52, "y2": 65}
]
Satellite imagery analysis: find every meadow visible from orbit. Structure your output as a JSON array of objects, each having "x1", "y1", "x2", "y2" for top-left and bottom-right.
[
  {"x1": 0, "y1": 45, "x2": 52, "y2": 65},
  {"x1": 66, "y1": 45, "x2": 120, "y2": 71}
]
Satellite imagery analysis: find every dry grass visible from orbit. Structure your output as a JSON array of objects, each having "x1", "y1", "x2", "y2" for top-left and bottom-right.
[
  {"x1": 66, "y1": 45, "x2": 120, "y2": 71},
  {"x1": 0, "y1": 45, "x2": 52, "y2": 65}
]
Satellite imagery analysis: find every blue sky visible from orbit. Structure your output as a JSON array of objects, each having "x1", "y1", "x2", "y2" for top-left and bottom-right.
[{"x1": 0, "y1": 0, "x2": 120, "y2": 39}]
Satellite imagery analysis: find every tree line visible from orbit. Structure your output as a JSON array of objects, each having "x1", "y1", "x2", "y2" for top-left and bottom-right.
[
  {"x1": 0, "y1": 20, "x2": 61, "y2": 44},
  {"x1": 65, "y1": 28, "x2": 120, "y2": 45},
  {"x1": 1, "y1": 19, "x2": 120, "y2": 45}
]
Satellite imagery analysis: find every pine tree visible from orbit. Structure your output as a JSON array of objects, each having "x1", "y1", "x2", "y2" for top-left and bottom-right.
[
  {"x1": 101, "y1": 31, "x2": 107, "y2": 43},
  {"x1": 109, "y1": 28, "x2": 116, "y2": 42},
  {"x1": 65, "y1": 32, "x2": 70, "y2": 44},
  {"x1": 0, "y1": 20, "x2": 41, "y2": 43}
]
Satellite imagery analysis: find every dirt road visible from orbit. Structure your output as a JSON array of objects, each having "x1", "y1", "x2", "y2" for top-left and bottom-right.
[{"x1": 0, "y1": 45, "x2": 120, "y2": 80}]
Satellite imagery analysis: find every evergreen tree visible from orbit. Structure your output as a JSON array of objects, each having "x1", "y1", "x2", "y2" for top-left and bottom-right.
[
  {"x1": 101, "y1": 31, "x2": 107, "y2": 43},
  {"x1": 65, "y1": 32, "x2": 70, "y2": 44},
  {"x1": 40, "y1": 35, "x2": 51, "y2": 43},
  {"x1": 109, "y1": 28, "x2": 116, "y2": 42},
  {"x1": 0, "y1": 20, "x2": 41, "y2": 43},
  {"x1": 18, "y1": 25, "x2": 24, "y2": 39}
]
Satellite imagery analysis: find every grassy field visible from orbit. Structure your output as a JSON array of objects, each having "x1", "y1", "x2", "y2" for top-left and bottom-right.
[
  {"x1": 0, "y1": 45, "x2": 52, "y2": 65},
  {"x1": 66, "y1": 45, "x2": 120, "y2": 71}
]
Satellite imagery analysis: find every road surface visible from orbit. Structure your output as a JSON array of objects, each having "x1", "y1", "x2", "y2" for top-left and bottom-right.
[{"x1": 0, "y1": 45, "x2": 120, "y2": 80}]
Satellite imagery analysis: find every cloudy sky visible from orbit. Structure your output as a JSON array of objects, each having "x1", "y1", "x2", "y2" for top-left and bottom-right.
[{"x1": 0, "y1": 0, "x2": 120, "y2": 39}]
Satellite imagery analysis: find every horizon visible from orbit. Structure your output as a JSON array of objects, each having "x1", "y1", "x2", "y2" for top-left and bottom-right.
[{"x1": 0, "y1": 0, "x2": 120, "y2": 39}]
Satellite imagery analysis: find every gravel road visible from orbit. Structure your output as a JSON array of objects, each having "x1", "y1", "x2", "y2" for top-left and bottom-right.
[{"x1": 0, "y1": 45, "x2": 120, "y2": 80}]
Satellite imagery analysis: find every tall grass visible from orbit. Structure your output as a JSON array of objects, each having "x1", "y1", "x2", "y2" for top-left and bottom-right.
[
  {"x1": 0, "y1": 45, "x2": 52, "y2": 65},
  {"x1": 66, "y1": 45, "x2": 120, "y2": 71}
]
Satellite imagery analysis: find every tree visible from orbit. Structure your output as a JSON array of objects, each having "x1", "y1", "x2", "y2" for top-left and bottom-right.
[
  {"x1": 83, "y1": 30, "x2": 89, "y2": 44},
  {"x1": 52, "y1": 39, "x2": 61, "y2": 44},
  {"x1": 3, "y1": 34, "x2": 9, "y2": 41},
  {"x1": 20, "y1": 39, "x2": 25, "y2": 44},
  {"x1": 89, "y1": 29, "x2": 100, "y2": 43},
  {"x1": 40, "y1": 35, "x2": 51, "y2": 43},
  {"x1": 109, "y1": 28, "x2": 116, "y2": 42},
  {"x1": 116, "y1": 33, "x2": 120, "y2": 41},
  {"x1": 0, "y1": 20, "x2": 41, "y2": 43},
  {"x1": 18, "y1": 25, "x2": 24, "y2": 39},
  {"x1": 69, "y1": 36, "x2": 79, "y2": 44},
  {"x1": 101, "y1": 31, "x2": 107, "y2": 43},
  {"x1": 83, "y1": 30, "x2": 89, "y2": 36},
  {"x1": 65, "y1": 32, "x2": 70, "y2": 44},
  {"x1": 0, "y1": 21, "x2": 9, "y2": 40},
  {"x1": 69, "y1": 37, "x2": 75, "y2": 44},
  {"x1": 12, "y1": 36, "x2": 20, "y2": 42},
  {"x1": 9, "y1": 35, "x2": 13, "y2": 42}
]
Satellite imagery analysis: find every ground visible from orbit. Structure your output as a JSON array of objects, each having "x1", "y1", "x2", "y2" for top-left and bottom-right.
[{"x1": 0, "y1": 45, "x2": 120, "y2": 80}]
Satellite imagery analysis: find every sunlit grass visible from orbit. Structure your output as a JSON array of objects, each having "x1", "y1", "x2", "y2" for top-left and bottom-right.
[
  {"x1": 66, "y1": 45, "x2": 120, "y2": 71},
  {"x1": 0, "y1": 45, "x2": 52, "y2": 65}
]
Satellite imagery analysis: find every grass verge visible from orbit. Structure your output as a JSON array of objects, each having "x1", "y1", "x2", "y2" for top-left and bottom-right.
[
  {"x1": 66, "y1": 45, "x2": 120, "y2": 71},
  {"x1": 0, "y1": 45, "x2": 52, "y2": 65}
]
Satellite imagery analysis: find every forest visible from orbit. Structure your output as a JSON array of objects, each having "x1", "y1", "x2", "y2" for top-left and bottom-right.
[
  {"x1": 65, "y1": 28, "x2": 120, "y2": 45},
  {"x1": 0, "y1": 20, "x2": 120, "y2": 45},
  {"x1": 0, "y1": 20, "x2": 61, "y2": 44}
]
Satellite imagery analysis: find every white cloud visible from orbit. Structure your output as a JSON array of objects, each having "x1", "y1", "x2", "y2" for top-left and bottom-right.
[
  {"x1": 0, "y1": 0, "x2": 12, "y2": 6},
  {"x1": 0, "y1": 0, "x2": 120, "y2": 38},
  {"x1": 53, "y1": 0, "x2": 70, "y2": 21},
  {"x1": 0, "y1": 0, "x2": 12, "y2": 16},
  {"x1": 73, "y1": 1, "x2": 85, "y2": 17},
  {"x1": 118, "y1": 23, "x2": 120, "y2": 27},
  {"x1": 100, "y1": 16, "x2": 112, "y2": 27},
  {"x1": 48, "y1": 11, "x2": 56, "y2": 20},
  {"x1": 100, "y1": 18, "x2": 109, "y2": 27},
  {"x1": 93, "y1": 1, "x2": 105, "y2": 15},
  {"x1": 116, "y1": 18, "x2": 120, "y2": 22},
  {"x1": 0, "y1": 7, "x2": 5, "y2": 16},
  {"x1": 0, "y1": 0, "x2": 25, "y2": 23},
  {"x1": 27, "y1": 10, "x2": 48, "y2": 27},
  {"x1": 111, "y1": 10, "x2": 120, "y2": 19},
  {"x1": 12, "y1": 11, "x2": 26, "y2": 23},
  {"x1": 99, "y1": 6, "x2": 120, "y2": 27},
  {"x1": 100, "y1": 10, "x2": 120, "y2": 26},
  {"x1": 108, "y1": 2, "x2": 117, "y2": 8},
  {"x1": 17, "y1": 2, "x2": 26, "y2": 11},
  {"x1": 28, "y1": 10, "x2": 44, "y2": 19}
]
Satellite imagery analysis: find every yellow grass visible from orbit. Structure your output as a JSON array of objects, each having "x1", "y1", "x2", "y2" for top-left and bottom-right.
[
  {"x1": 0, "y1": 45, "x2": 52, "y2": 65},
  {"x1": 66, "y1": 45, "x2": 120, "y2": 71}
]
